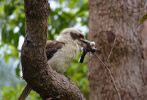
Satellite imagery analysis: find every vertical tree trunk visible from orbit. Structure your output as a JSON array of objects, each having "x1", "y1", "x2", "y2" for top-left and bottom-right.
[{"x1": 88, "y1": 0, "x2": 147, "y2": 100}]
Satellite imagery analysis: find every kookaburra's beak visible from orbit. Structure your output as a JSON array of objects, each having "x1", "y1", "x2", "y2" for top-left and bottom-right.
[
  {"x1": 78, "y1": 38, "x2": 98, "y2": 63},
  {"x1": 79, "y1": 38, "x2": 97, "y2": 52}
]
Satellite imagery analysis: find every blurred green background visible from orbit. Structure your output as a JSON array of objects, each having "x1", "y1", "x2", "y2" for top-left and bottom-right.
[{"x1": 0, "y1": 0, "x2": 89, "y2": 100}]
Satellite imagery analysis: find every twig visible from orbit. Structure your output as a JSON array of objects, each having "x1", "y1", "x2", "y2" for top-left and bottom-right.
[
  {"x1": 94, "y1": 53, "x2": 121, "y2": 100},
  {"x1": 93, "y1": 36, "x2": 121, "y2": 100},
  {"x1": 107, "y1": 37, "x2": 117, "y2": 61}
]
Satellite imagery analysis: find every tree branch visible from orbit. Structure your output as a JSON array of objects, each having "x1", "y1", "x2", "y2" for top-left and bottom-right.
[
  {"x1": 21, "y1": 0, "x2": 86, "y2": 99},
  {"x1": 18, "y1": 84, "x2": 31, "y2": 100}
]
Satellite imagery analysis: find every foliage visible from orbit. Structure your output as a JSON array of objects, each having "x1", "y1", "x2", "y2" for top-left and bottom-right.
[
  {"x1": 0, "y1": 0, "x2": 89, "y2": 99},
  {"x1": 49, "y1": 0, "x2": 88, "y2": 39},
  {"x1": 0, "y1": 84, "x2": 41, "y2": 100},
  {"x1": 66, "y1": 54, "x2": 89, "y2": 98},
  {"x1": 0, "y1": 0, "x2": 25, "y2": 47}
]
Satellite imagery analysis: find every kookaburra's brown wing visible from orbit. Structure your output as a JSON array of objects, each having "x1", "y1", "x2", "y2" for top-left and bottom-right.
[{"x1": 46, "y1": 41, "x2": 65, "y2": 60}]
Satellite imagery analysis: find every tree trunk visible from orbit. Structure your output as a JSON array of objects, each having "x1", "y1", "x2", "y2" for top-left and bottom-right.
[
  {"x1": 88, "y1": 0, "x2": 147, "y2": 100},
  {"x1": 21, "y1": 0, "x2": 86, "y2": 99}
]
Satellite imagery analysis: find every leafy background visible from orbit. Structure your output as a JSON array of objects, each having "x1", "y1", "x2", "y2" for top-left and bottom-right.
[{"x1": 0, "y1": 0, "x2": 89, "y2": 100}]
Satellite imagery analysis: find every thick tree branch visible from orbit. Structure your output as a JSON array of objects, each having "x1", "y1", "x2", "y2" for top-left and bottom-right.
[{"x1": 21, "y1": 0, "x2": 86, "y2": 99}]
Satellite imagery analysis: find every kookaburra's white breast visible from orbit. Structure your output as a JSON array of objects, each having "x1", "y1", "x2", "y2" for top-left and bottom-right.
[{"x1": 47, "y1": 42, "x2": 79, "y2": 73}]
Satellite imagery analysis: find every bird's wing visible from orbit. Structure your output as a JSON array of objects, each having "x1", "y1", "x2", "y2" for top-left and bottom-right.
[{"x1": 46, "y1": 40, "x2": 65, "y2": 60}]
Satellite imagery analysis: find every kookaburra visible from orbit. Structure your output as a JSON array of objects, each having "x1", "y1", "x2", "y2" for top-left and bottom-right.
[
  {"x1": 19, "y1": 27, "x2": 95, "y2": 100},
  {"x1": 46, "y1": 27, "x2": 93, "y2": 73}
]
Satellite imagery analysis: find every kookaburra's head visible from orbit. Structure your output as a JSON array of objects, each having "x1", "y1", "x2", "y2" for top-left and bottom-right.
[{"x1": 56, "y1": 27, "x2": 91, "y2": 49}]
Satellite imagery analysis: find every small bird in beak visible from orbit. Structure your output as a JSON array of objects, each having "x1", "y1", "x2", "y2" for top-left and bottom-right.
[{"x1": 46, "y1": 27, "x2": 96, "y2": 73}]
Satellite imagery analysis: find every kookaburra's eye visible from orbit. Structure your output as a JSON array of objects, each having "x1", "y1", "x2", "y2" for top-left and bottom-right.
[{"x1": 79, "y1": 34, "x2": 84, "y2": 39}]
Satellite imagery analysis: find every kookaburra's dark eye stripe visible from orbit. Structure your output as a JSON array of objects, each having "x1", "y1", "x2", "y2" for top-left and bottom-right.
[
  {"x1": 70, "y1": 32, "x2": 78, "y2": 40},
  {"x1": 70, "y1": 32, "x2": 84, "y2": 40}
]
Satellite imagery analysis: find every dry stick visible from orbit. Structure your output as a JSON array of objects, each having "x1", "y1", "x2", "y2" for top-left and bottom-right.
[
  {"x1": 106, "y1": 36, "x2": 121, "y2": 100},
  {"x1": 94, "y1": 54, "x2": 121, "y2": 100},
  {"x1": 93, "y1": 36, "x2": 121, "y2": 100},
  {"x1": 107, "y1": 37, "x2": 117, "y2": 61}
]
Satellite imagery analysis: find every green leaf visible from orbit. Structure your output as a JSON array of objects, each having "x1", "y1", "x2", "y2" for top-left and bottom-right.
[{"x1": 15, "y1": 62, "x2": 20, "y2": 77}]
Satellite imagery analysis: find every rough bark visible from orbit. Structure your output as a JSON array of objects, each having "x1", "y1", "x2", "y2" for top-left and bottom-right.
[
  {"x1": 88, "y1": 0, "x2": 147, "y2": 100},
  {"x1": 21, "y1": 0, "x2": 86, "y2": 99}
]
